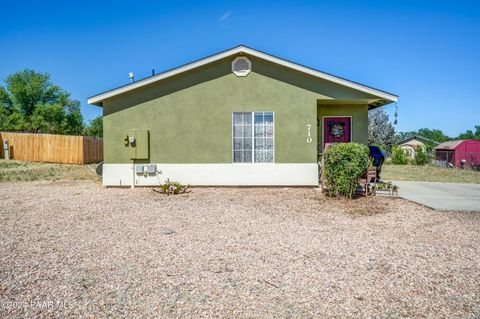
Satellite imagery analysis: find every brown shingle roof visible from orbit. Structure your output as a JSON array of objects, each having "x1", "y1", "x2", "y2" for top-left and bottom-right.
[{"x1": 435, "y1": 140, "x2": 464, "y2": 150}]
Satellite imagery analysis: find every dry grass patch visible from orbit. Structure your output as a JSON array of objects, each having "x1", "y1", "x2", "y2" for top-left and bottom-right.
[
  {"x1": 0, "y1": 159, "x2": 99, "y2": 182},
  {"x1": 382, "y1": 164, "x2": 480, "y2": 183}
]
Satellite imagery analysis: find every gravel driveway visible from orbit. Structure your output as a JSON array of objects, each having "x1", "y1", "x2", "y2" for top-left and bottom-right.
[{"x1": 1, "y1": 181, "x2": 479, "y2": 318}]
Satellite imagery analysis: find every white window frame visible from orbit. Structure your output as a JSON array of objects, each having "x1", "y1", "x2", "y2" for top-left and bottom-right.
[{"x1": 232, "y1": 111, "x2": 275, "y2": 164}]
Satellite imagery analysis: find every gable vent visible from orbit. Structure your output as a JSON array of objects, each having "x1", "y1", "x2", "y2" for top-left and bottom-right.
[{"x1": 232, "y1": 57, "x2": 252, "y2": 77}]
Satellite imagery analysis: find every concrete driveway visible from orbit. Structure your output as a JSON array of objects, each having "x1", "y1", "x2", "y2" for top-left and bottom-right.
[{"x1": 393, "y1": 181, "x2": 480, "y2": 211}]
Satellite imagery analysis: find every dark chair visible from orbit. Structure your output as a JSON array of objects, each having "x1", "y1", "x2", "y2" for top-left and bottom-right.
[{"x1": 358, "y1": 167, "x2": 377, "y2": 196}]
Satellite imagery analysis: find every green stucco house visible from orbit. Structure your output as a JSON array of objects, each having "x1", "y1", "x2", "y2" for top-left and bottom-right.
[{"x1": 88, "y1": 45, "x2": 397, "y2": 187}]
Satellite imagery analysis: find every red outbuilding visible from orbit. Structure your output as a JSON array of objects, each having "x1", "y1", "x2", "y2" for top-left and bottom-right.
[{"x1": 435, "y1": 140, "x2": 480, "y2": 169}]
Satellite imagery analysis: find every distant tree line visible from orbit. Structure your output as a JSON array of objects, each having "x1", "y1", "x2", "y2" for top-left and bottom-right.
[
  {"x1": 0, "y1": 69, "x2": 102, "y2": 137},
  {"x1": 398, "y1": 126, "x2": 480, "y2": 142},
  {"x1": 368, "y1": 108, "x2": 479, "y2": 154}
]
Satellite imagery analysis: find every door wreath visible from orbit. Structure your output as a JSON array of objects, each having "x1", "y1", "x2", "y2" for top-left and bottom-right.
[{"x1": 328, "y1": 121, "x2": 345, "y2": 138}]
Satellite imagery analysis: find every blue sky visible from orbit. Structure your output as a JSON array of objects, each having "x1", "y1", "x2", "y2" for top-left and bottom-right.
[{"x1": 0, "y1": 0, "x2": 479, "y2": 136}]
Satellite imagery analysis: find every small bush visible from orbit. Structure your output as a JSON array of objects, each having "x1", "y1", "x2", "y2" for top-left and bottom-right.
[
  {"x1": 376, "y1": 181, "x2": 399, "y2": 195},
  {"x1": 156, "y1": 179, "x2": 188, "y2": 195},
  {"x1": 324, "y1": 143, "x2": 370, "y2": 198},
  {"x1": 391, "y1": 146, "x2": 408, "y2": 165},
  {"x1": 415, "y1": 146, "x2": 428, "y2": 165}
]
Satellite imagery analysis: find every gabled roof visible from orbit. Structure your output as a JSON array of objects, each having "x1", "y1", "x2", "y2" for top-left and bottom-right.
[
  {"x1": 397, "y1": 135, "x2": 439, "y2": 146},
  {"x1": 88, "y1": 45, "x2": 398, "y2": 106},
  {"x1": 435, "y1": 140, "x2": 465, "y2": 150}
]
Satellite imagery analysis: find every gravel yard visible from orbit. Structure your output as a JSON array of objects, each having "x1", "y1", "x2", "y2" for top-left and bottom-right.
[{"x1": 1, "y1": 181, "x2": 479, "y2": 318}]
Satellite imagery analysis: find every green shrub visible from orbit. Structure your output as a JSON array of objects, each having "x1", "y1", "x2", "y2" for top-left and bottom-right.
[
  {"x1": 376, "y1": 181, "x2": 399, "y2": 194},
  {"x1": 324, "y1": 143, "x2": 370, "y2": 198},
  {"x1": 391, "y1": 146, "x2": 408, "y2": 165},
  {"x1": 415, "y1": 146, "x2": 428, "y2": 165},
  {"x1": 156, "y1": 179, "x2": 188, "y2": 195}
]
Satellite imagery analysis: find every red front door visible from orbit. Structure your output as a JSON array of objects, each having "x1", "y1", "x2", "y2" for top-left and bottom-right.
[{"x1": 323, "y1": 117, "x2": 351, "y2": 147}]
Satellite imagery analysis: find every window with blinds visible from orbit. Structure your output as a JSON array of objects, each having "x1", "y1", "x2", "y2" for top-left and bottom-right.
[{"x1": 233, "y1": 112, "x2": 274, "y2": 163}]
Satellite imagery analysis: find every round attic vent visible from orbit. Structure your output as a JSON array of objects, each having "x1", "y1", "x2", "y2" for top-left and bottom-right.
[{"x1": 232, "y1": 57, "x2": 251, "y2": 77}]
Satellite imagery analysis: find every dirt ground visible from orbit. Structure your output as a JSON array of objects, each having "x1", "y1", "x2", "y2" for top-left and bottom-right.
[
  {"x1": 1, "y1": 180, "x2": 479, "y2": 318},
  {"x1": 0, "y1": 160, "x2": 99, "y2": 182}
]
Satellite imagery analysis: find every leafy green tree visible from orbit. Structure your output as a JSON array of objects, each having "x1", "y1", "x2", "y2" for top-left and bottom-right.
[
  {"x1": 457, "y1": 125, "x2": 480, "y2": 140},
  {"x1": 396, "y1": 131, "x2": 417, "y2": 141},
  {"x1": 391, "y1": 146, "x2": 408, "y2": 165},
  {"x1": 368, "y1": 108, "x2": 396, "y2": 151},
  {"x1": 0, "y1": 69, "x2": 83, "y2": 134},
  {"x1": 1, "y1": 86, "x2": 25, "y2": 131},
  {"x1": 63, "y1": 100, "x2": 84, "y2": 135},
  {"x1": 0, "y1": 87, "x2": 13, "y2": 110},
  {"x1": 397, "y1": 128, "x2": 451, "y2": 144},
  {"x1": 415, "y1": 146, "x2": 428, "y2": 165},
  {"x1": 416, "y1": 128, "x2": 451, "y2": 143},
  {"x1": 3, "y1": 110, "x2": 27, "y2": 131},
  {"x1": 4, "y1": 70, "x2": 62, "y2": 116},
  {"x1": 83, "y1": 115, "x2": 103, "y2": 137},
  {"x1": 31, "y1": 104, "x2": 67, "y2": 133}
]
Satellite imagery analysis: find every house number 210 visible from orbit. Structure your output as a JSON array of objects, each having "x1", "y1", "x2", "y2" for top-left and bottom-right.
[{"x1": 306, "y1": 124, "x2": 312, "y2": 143}]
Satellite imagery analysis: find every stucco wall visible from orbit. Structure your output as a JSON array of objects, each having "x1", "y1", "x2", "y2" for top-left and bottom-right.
[
  {"x1": 398, "y1": 140, "x2": 426, "y2": 159},
  {"x1": 102, "y1": 55, "x2": 374, "y2": 164},
  {"x1": 399, "y1": 145, "x2": 416, "y2": 159},
  {"x1": 398, "y1": 139, "x2": 426, "y2": 148}
]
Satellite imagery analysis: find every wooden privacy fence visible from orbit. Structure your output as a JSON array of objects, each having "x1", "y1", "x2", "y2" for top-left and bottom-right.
[{"x1": 0, "y1": 132, "x2": 103, "y2": 164}]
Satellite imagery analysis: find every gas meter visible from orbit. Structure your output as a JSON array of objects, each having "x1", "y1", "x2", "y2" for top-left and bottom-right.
[{"x1": 129, "y1": 136, "x2": 136, "y2": 145}]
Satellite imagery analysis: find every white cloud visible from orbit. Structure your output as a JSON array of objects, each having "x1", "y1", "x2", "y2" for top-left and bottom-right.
[{"x1": 219, "y1": 10, "x2": 232, "y2": 21}]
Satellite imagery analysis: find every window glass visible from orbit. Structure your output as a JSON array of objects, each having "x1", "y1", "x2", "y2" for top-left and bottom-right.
[
  {"x1": 254, "y1": 112, "x2": 274, "y2": 163},
  {"x1": 233, "y1": 112, "x2": 252, "y2": 163},
  {"x1": 233, "y1": 112, "x2": 273, "y2": 163}
]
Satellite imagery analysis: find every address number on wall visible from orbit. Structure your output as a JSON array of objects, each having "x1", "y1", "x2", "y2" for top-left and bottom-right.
[{"x1": 306, "y1": 124, "x2": 312, "y2": 143}]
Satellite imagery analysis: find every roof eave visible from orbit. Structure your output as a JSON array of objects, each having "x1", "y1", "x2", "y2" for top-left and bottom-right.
[{"x1": 87, "y1": 45, "x2": 398, "y2": 105}]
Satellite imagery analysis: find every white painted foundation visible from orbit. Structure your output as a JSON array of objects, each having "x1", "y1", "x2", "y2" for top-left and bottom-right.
[{"x1": 103, "y1": 163, "x2": 319, "y2": 187}]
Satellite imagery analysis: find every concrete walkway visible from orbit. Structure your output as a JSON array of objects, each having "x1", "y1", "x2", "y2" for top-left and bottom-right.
[{"x1": 393, "y1": 181, "x2": 480, "y2": 211}]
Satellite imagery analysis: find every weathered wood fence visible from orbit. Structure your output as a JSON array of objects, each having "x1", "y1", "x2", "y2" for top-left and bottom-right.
[{"x1": 0, "y1": 132, "x2": 103, "y2": 164}]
